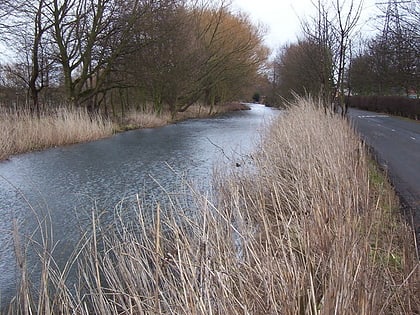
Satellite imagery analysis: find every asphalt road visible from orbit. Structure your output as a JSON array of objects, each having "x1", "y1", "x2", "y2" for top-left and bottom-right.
[{"x1": 348, "y1": 108, "x2": 420, "y2": 249}]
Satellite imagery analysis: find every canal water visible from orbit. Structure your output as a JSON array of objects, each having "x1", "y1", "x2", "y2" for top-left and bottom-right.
[{"x1": 0, "y1": 104, "x2": 280, "y2": 307}]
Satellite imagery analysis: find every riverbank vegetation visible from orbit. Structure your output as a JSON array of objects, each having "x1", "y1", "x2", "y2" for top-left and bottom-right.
[
  {"x1": 117, "y1": 102, "x2": 250, "y2": 132},
  {"x1": 7, "y1": 99, "x2": 419, "y2": 314},
  {"x1": 0, "y1": 107, "x2": 113, "y2": 161},
  {"x1": 0, "y1": 0, "x2": 266, "y2": 160},
  {"x1": 0, "y1": 102, "x2": 249, "y2": 161}
]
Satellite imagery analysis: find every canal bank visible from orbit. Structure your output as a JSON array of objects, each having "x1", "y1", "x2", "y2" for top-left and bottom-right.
[
  {"x1": 0, "y1": 103, "x2": 279, "y2": 308},
  {"x1": 2, "y1": 101, "x2": 418, "y2": 314},
  {"x1": 0, "y1": 102, "x2": 251, "y2": 162}
]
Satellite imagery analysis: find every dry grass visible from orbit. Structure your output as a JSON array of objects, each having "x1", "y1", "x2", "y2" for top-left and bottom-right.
[
  {"x1": 0, "y1": 102, "x2": 249, "y2": 160},
  {"x1": 118, "y1": 108, "x2": 172, "y2": 130},
  {"x1": 176, "y1": 102, "x2": 250, "y2": 120},
  {"x1": 0, "y1": 108, "x2": 113, "y2": 160},
  {"x1": 116, "y1": 102, "x2": 250, "y2": 129},
  {"x1": 6, "y1": 98, "x2": 419, "y2": 314}
]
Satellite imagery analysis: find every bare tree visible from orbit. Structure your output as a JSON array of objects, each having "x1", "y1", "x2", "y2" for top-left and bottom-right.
[
  {"x1": 378, "y1": 0, "x2": 419, "y2": 95},
  {"x1": 121, "y1": 1, "x2": 268, "y2": 117},
  {"x1": 0, "y1": 0, "x2": 55, "y2": 115},
  {"x1": 349, "y1": 0, "x2": 419, "y2": 96},
  {"x1": 1, "y1": 0, "x2": 268, "y2": 115},
  {"x1": 199, "y1": 9, "x2": 268, "y2": 110},
  {"x1": 272, "y1": 40, "x2": 331, "y2": 102},
  {"x1": 333, "y1": 0, "x2": 362, "y2": 114},
  {"x1": 47, "y1": 0, "x2": 144, "y2": 110},
  {"x1": 302, "y1": 0, "x2": 363, "y2": 114}
]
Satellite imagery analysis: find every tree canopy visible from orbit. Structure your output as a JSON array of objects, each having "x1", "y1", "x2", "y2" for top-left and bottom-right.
[
  {"x1": 0, "y1": 0, "x2": 268, "y2": 115},
  {"x1": 267, "y1": 0, "x2": 419, "y2": 108},
  {"x1": 349, "y1": 1, "x2": 419, "y2": 96}
]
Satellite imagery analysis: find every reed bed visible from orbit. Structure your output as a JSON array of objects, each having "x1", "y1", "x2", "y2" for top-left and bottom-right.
[
  {"x1": 176, "y1": 102, "x2": 250, "y2": 120},
  {"x1": 120, "y1": 108, "x2": 172, "y2": 130},
  {"x1": 6, "y1": 98, "x2": 419, "y2": 314},
  {"x1": 0, "y1": 108, "x2": 113, "y2": 160},
  {"x1": 0, "y1": 102, "x2": 249, "y2": 160}
]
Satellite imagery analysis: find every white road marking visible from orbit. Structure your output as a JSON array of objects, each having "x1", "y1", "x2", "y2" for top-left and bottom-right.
[
  {"x1": 392, "y1": 129, "x2": 396, "y2": 132},
  {"x1": 357, "y1": 115, "x2": 389, "y2": 118}
]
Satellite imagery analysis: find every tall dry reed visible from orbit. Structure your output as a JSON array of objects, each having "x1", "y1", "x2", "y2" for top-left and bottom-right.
[
  {"x1": 119, "y1": 102, "x2": 250, "y2": 131},
  {"x1": 176, "y1": 102, "x2": 250, "y2": 120},
  {"x1": 6, "y1": 98, "x2": 419, "y2": 314},
  {"x1": 0, "y1": 108, "x2": 113, "y2": 160},
  {"x1": 120, "y1": 108, "x2": 172, "y2": 130}
]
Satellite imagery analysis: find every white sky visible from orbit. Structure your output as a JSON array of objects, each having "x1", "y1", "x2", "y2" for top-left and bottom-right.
[{"x1": 230, "y1": 0, "x2": 382, "y2": 51}]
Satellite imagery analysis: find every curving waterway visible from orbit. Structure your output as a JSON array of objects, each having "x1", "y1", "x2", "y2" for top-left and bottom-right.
[{"x1": 0, "y1": 104, "x2": 280, "y2": 307}]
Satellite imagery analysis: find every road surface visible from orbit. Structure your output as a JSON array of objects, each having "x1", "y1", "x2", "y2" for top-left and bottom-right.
[{"x1": 348, "y1": 108, "x2": 420, "y2": 251}]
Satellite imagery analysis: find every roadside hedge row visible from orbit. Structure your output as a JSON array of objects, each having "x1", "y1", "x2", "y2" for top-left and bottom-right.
[{"x1": 348, "y1": 96, "x2": 420, "y2": 120}]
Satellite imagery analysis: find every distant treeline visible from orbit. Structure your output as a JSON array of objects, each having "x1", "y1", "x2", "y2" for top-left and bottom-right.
[
  {"x1": 348, "y1": 96, "x2": 420, "y2": 120},
  {"x1": 0, "y1": 0, "x2": 268, "y2": 118}
]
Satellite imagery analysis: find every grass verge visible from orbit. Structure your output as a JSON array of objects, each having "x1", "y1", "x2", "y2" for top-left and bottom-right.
[{"x1": 5, "y1": 98, "x2": 419, "y2": 314}]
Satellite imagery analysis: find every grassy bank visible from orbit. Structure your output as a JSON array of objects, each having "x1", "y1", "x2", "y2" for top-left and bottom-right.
[
  {"x1": 0, "y1": 103, "x2": 249, "y2": 161},
  {"x1": 6, "y1": 99, "x2": 419, "y2": 314},
  {"x1": 0, "y1": 108, "x2": 114, "y2": 161},
  {"x1": 116, "y1": 102, "x2": 250, "y2": 131}
]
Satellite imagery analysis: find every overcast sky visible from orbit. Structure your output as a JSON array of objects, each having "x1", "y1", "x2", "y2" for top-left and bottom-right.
[{"x1": 230, "y1": 0, "x2": 382, "y2": 51}]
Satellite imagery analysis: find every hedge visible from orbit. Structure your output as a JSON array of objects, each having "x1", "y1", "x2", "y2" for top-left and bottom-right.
[{"x1": 348, "y1": 96, "x2": 420, "y2": 120}]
